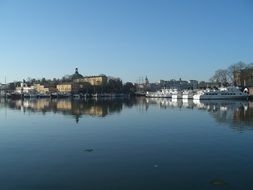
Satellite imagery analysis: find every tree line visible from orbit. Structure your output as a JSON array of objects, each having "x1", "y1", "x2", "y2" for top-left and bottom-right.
[{"x1": 210, "y1": 61, "x2": 253, "y2": 86}]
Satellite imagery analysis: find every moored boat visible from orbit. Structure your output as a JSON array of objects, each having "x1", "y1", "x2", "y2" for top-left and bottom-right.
[
  {"x1": 171, "y1": 89, "x2": 182, "y2": 99},
  {"x1": 182, "y1": 90, "x2": 194, "y2": 99},
  {"x1": 193, "y1": 86, "x2": 249, "y2": 100},
  {"x1": 146, "y1": 88, "x2": 172, "y2": 98}
]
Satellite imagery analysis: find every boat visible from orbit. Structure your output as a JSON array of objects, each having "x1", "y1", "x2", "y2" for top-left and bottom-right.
[
  {"x1": 146, "y1": 88, "x2": 172, "y2": 98},
  {"x1": 51, "y1": 92, "x2": 58, "y2": 99},
  {"x1": 171, "y1": 89, "x2": 182, "y2": 99},
  {"x1": 73, "y1": 94, "x2": 81, "y2": 99},
  {"x1": 37, "y1": 93, "x2": 51, "y2": 98},
  {"x1": 182, "y1": 90, "x2": 194, "y2": 99},
  {"x1": 193, "y1": 86, "x2": 249, "y2": 100},
  {"x1": 7, "y1": 92, "x2": 22, "y2": 99}
]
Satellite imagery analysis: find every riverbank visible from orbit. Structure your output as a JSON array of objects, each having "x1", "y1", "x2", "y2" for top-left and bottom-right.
[{"x1": 0, "y1": 92, "x2": 132, "y2": 100}]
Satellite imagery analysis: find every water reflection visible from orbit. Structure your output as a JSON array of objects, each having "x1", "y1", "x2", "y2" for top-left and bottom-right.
[
  {"x1": 0, "y1": 98, "x2": 139, "y2": 123},
  {"x1": 1, "y1": 98, "x2": 253, "y2": 129},
  {"x1": 146, "y1": 98, "x2": 253, "y2": 130}
]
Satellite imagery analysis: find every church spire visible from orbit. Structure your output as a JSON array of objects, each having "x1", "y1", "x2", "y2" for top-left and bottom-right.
[
  {"x1": 145, "y1": 76, "x2": 149, "y2": 85},
  {"x1": 75, "y1": 67, "x2": 79, "y2": 74}
]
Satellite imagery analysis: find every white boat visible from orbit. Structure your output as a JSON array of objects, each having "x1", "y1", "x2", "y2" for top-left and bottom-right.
[
  {"x1": 193, "y1": 86, "x2": 249, "y2": 100},
  {"x1": 146, "y1": 88, "x2": 172, "y2": 98},
  {"x1": 171, "y1": 89, "x2": 182, "y2": 99},
  {"x1": 182, "y1": 90, "x2": 194, "y2": 99}
]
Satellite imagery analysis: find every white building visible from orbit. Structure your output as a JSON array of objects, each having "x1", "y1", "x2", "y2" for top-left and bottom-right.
[{"x1": 15, "y1": 82, "x2": 36, "y2": 94}]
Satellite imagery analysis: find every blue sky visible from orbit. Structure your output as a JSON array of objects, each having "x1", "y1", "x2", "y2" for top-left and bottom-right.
[{"x1": 0, "y1": 0, "x2": 253, "y2": 83}]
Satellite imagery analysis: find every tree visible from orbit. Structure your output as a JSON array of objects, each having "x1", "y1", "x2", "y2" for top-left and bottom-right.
[
  {"x1": 227, "y1": 61, "x2": 247, "y2": 84},
  {"x1": 210, "y1": 61, "x2": 251, "y2": 86},
  {"x1": 41, "y1": 77, "x2": 46, "y2": 84},
  {"x1": 122, "y1": 82, "x2": 136, "y2": 94},
  {"x1": 210, "y1": 69, "x2": 229, "y2": 86},
  {"x1": 106, "y1": 79, "x2": 123, "y2": 93}
]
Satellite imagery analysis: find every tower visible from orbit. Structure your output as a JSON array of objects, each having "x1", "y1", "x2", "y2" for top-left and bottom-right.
[{"x1": 145, "y1": 76, "x2": 149, "y2": 85}]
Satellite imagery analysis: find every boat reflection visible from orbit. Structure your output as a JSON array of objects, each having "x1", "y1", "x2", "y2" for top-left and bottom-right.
[
  {"x1": 146, "y1": 98, "x2": 253, "y2": 130},
  {"x1": 1, "y1": 98, "x2": 253, "y2": 129}
]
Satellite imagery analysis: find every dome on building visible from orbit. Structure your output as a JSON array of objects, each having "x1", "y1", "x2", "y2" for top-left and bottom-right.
[{"x1": 71, "y1": 68, "x2": 83, "y2": 80}]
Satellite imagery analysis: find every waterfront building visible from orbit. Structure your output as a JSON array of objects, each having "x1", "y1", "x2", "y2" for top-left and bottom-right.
[
  {"x1": 15, "y1": 82, "x2": 36, "y2": 94},
  {"x1": 34, "y1": 84, "x2": 50, "y2": 94},
  {"x1": 56, "y1": 83, "x2": 72, "y2": 93},
  {"x1": 56, "y1": 82, "x2": 87, "y2": 94},
  {"x1": 234, "y1": 68, "x2": 253, "y2": 87},
  {"x1": 234, "y1": 68, "x2": 253, "y2": 95},
  {"x1": 74, "y1": 75, "x2": 108, "y2": 86}
]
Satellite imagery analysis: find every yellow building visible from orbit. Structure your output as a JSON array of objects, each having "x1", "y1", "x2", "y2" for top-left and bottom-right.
[
  {"x1": 74, "y1": 75, "x2": 108, "y2": 86},
  {"x1": 57, "y1": 83, "x2": 72, "y2": 93},
  {"x1": 234, "y1": 68, "x2": 253, "y2": 95},
  {"x1": 234, "y1": 68, "x2": 253, "y2": 87},
  {"x1": 34, "y1": 84, "x2": 50, "y2": 94}
]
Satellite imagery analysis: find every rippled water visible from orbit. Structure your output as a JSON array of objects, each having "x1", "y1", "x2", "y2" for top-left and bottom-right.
[{"x1": 0, "y1": 98, "x2": 253, "y2": 190}]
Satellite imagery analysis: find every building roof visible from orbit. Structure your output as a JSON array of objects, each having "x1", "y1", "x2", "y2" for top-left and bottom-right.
[
  {"x1": 71, "y1": 68, "x2": 83, "y2": 80},
  {"x1": 82, "y1": 75, "x2": 107, "y2": 78}
]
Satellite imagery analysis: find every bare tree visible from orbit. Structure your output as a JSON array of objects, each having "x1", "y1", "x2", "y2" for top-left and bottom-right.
[
  {"x1": 210, "y1": 69, "x2": 229, "y2": 86},
  {"x1": 227, "y1": 61, "x2": 247, "y2": 84}
]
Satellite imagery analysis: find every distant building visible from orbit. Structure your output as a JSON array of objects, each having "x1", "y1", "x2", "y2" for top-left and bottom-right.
[
  {"x1": 15, "y1": 82, "x2": 36, "y2": 94},
  {"x1": 198, "y1": 81, "x2": 207, "y2": 89},
  {"x1": 161, "y1": 79, "x2": 190, "y2": 89},
  {"x1": 145, "y1": 76, "x2": 149, "y2": 86},
  {"x1": 57, "y1": 70, "x2": 108, "y2": 93},
  {"x1": 56, "y1": 82, "x2": 86, "y2": 94},
  {"x1": 234, "y1": 68, "x2": 253, "y2": 87},
  {"x1": 157, "y1": 80, "x2": 165, "y2": 87},
  {"x1": 74, "y1": 75, "x2": 108, "y2": 86},
  {"x1": 234, "y1": 68, "x2": 253, "y2": 95},
  {"x1": 189, "y1": 80, "x2": 198, "y2": 89},
  {"x1": 57, "y1": 83, "x2": 72, "y2": 93},
  {"x1": 197, "y1": 81, "x2": 220, "y2": 89},
  {"x1": 34, "y1": 84, "x2": 50, "y2": 94}
]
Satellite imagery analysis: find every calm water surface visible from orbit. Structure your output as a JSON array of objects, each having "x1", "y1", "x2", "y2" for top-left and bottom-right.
[{"x1": 0, "y1": 98, "x2": 253, "y2": 190}]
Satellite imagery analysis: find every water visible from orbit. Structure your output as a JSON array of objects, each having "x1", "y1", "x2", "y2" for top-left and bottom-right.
[{"x1": 0, "y1": 98, "x2": 253, "y2": 190}]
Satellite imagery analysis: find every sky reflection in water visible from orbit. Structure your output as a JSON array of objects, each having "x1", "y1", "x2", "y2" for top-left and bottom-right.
[{"x1": 0, "y1": 98, "x2": 253, "y2": 190}]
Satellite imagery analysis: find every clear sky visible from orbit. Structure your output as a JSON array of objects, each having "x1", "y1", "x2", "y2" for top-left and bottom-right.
[{"x1": 0, "y1": 0, "x2": 253, "y2": 83}]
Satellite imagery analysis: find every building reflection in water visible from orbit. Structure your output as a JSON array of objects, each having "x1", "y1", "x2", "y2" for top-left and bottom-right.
[
  {"x1": 0, "y1": 98, "x2": 139, "y2": 123},
  {"x1": 1, "y1": 98, "x2": 253, "y2": 129}
]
